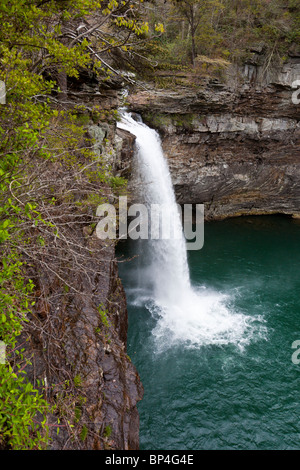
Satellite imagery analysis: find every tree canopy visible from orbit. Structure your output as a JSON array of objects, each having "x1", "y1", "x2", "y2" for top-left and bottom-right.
[{"x1": 146, "y1": 0, "x2": 299, "y2": 74}]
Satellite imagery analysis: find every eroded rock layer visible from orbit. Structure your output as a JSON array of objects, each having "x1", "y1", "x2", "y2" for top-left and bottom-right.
[{"x1": 128, "y1": 60, "x2": 300, "y2": 220}]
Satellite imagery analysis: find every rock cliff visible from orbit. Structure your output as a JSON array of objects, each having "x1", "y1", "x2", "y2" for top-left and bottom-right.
[
  {"x1": 18, "y1": 85, "x2": 143, "y2": 450},
  {"x1": 128, "y1": 56, "x2": 300, "y2": 220}
]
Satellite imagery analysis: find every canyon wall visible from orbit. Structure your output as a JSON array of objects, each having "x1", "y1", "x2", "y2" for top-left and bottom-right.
[
  {"x1": 17, "y1": 50, "x2": 300, "y2": 450},
  {"x1": 128, "y1": 54, "x2": 300, "y2": 220}
]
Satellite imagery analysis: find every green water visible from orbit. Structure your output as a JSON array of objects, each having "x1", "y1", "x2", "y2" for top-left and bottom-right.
[{"x1": 117, "y1": 215, "x2": 300, "y2": 450}]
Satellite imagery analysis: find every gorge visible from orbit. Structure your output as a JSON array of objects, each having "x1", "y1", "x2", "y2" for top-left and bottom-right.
[
  {"x1": 115, "y1": 55, "x2": 300, "y2": 449},
  {"x1": 112, "y1": 55, "x2": 300, "y2": 450},
  {"x1": 1, "y1": 0, "x2": 300, "y2": 451},
  {"x1": 17, "y1": 53, "x2": 300, "y2": 450}
]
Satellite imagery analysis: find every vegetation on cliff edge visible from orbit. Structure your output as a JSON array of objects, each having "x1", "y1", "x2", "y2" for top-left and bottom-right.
[{"x1": 0, "y1": 0, "x2": 157, "y2": 450}]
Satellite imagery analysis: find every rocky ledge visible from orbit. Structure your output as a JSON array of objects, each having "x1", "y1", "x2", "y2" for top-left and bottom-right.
[{"x1": 128, "y1": 59, "x2": 300, "y2": 220}]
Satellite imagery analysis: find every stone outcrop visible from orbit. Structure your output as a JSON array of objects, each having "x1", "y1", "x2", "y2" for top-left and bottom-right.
[{"x1": 128, "y1": 57, "x2": 300, "y2": 220}]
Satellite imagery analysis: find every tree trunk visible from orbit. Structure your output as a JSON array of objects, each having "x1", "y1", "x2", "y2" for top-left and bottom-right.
[{"x1": 190, "y1": 6, "x2": 196, "y2": 66}]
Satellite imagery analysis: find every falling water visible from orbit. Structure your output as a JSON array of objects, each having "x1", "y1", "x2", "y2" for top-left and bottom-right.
[{"x1": 117, "y1": 112, "x2": 266, "y2": 352}]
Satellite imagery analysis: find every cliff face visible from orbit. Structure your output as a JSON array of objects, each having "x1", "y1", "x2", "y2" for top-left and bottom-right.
[
  {"x1": 128, "y1": 56, "x2": 300, "y2": 220},
  {"x1": 19, "y1": 86, "x2": 143, "y2": 450}
]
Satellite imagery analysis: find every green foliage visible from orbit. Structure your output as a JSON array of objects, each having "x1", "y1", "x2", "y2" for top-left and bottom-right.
[
  {"x1": 74, "y1": 406, "x2": 82, "y2": 423},
  {"x1": 0, "y1": 254, "x2": 34, "y2": 347},
  {"x1": 103, "y1": 424, "x2": 112, "y2": 438},
  {"x1": 109, "y1": 176, "x2": 128, "y2": 194},
  {"x1": 148, "y1": 0, "x2": 299, "y2": 72},
  {"x1": 73, "y1": 375, "x2": 83, "y2": 388},
  {"x1": 0, "y1": 361, "x2": 50, "y2": 450},
  {"x1": 98, "y1": 304, "x2": 110, "y2": 329},
  {"x1": 80, "y1": 424, "x2": 88, "y2": 442}
]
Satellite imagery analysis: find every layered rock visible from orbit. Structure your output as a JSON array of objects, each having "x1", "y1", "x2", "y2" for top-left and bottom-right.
[{"x1": 128, "y1": 58, "x2": 300, "y2": 220}]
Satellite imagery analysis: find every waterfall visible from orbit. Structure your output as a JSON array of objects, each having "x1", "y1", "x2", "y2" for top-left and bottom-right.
[
  {"x1": 118, "y1": 112, "x2": 190, "y2": 299},
  {"x1": 117, "y1": 112, "x2": 262, "y2": 352}
]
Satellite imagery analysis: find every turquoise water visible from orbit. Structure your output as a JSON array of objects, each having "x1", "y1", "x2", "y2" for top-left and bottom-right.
[{"x1": 117, "y1": 215, "x2": 300, "y2": 450}]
